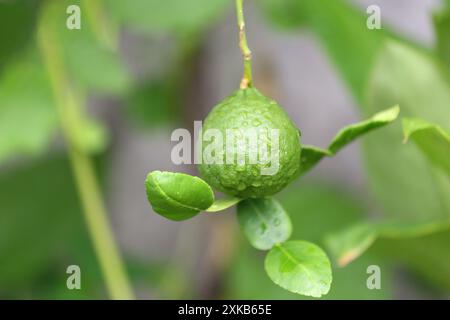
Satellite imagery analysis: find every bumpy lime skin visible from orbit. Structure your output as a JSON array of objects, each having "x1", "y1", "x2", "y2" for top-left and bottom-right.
[{"x1": 198, "y1": 88, "x2": 301, "y2": 198}]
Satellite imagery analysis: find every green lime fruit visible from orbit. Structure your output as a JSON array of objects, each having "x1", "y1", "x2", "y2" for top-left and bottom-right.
[{"x1": 198, "y1": 88, "x2": 301, "y2": 198}]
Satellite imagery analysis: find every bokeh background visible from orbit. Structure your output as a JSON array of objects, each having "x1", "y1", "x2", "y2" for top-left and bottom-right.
[{"x1": 1, "y1": 0, "x2": 450, "y2": 299}]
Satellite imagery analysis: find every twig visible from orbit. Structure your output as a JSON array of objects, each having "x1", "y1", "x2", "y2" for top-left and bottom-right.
[
  {"x1": 37, "y1": 2, "x2": 134, "y2": 300},
  {"x1": 236, "y1": 0, "x2": 253, "y2": 89}
]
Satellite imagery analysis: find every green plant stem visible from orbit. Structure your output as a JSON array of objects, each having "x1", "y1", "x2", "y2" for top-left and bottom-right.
[
  {"x1": 81, "y1": 0, "x2": 118, "y2": 51},
  {"x1": 37, "y1": 5, "x2": 134, "y2": 300},
  {"x1": 236, "y1": 0, "x2": 253, "y2": 89}
]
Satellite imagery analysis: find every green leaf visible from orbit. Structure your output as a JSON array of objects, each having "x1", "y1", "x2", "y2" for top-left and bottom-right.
[
  {"x1": 331, "y1": 40, "x2": 450, "y2": 290},
  {"x1": 403, "y1": 118, "x2": 450, "y2": 174},
  {"x1": 124, "y1": 81, "x2": 178, "y2": 128},
  {"x1": 329, "y1": 106, "x2": 400, "y2": 153},
  {"x1": 145, "y1": 171, "x2": 214, "y2": 221},
  {"x1": 364, "y1": 40, "x2": 450, "y2": 223},
  {"x1": 227, "y1": 183, "x2": 393, "y2": 299},
  {"x1": 375, "y1": 230, "x2": 450, "y2": 292},
  {"x1": 258, "y1": 0, "x2": 387, "y2": 103},
  {"x1": 264, "y1": 240, "x2": 332, "y2": 298},
  {"x1": 43, "y1": 0, "x2": 130, "y2": 95},
  {"x1": 0, "y1": 51, "x2": 57, "y2": 163},
  {"x1": 206, "y1": 196, "x2": 241, "y2": 212},
  {"x1": 237, "y1": 198, "x2": 292, "y2": 250},
  {"x1": 327, "y1": 219, "x2": 450, "y2": 266},
  {"x1": 260, "y1": 3, "x2": 450, "y2": 292},
  {"x1": 0, "y1": 155, "x2": 83, "y2": 291},
  {"x1": 0, "y1": 47, "x2": 110, "y2": 163},
  {"x1": 325, "y1": 223, "x2": 377, "y2": 267},
  {"x1": 105, "y1": 0, "x2": 229, "y2": 35},
  {"x1": 0, "y1": 0, "x2": 124, "y2": 164},
  {"x1": 434, "y1": 9, "x2": 450, "y2": 67},
  {"x1": 257, "y1": 0, "x2": 307, "y2": 29},
  {"x1": 298, "y1": 106, "x2": 399, "y2": 176},
  {"x1": 298, "y1": 146, "x2": 330, "y2": 176}
]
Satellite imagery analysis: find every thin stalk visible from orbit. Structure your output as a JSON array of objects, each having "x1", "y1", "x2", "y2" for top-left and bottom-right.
[
  {"x1": 82, "y1": 0, "x2": 118, "y2": 51},
  {"x1": 37, "y1": 4, "x2": 134, "y2": 300},
  {"x1": 235, "y1": 0, "x2": 253, "y2": 89}
]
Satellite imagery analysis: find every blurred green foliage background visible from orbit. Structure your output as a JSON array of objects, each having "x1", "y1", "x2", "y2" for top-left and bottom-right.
[{"x1": 0, "y1": 0, "x2": 449, "y2": 299}]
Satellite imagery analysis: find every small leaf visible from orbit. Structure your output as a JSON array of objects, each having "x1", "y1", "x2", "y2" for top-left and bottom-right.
[
  {"x1": 145, "y1": 171, "x2": 214, "y2": 221},
  {"x1": 298, "y1": 146, "x2": 331, "y2": 176},
  {"x1": 403, "y1": 118, "x2": 450, "y2": 174},
  {"x1": 326, "y1": 219, "x2": 450, "y2": 266},
  {"x1": 325, "y1": 223, "x2": 378, "y2": 267},
  {"x1": 237, "y1": 198, "x2": 292, "y2": 250},
  {"x1": 328, "y1": 105, "x2": 400, "y2": 154},
  {"x1": 206, "y1": 197, "x2": 241, "y2": 212},
  {"x1": 298, "y1": 106, "x2": 399, "y2": 177},
  {"x1": 264, "y1": 240, "x2": 332, "y2": 298}
]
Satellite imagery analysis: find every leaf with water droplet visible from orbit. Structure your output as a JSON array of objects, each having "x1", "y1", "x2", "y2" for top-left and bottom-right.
[
  {"x1": 265, "y1": 240, "x2": 332, "y2": 298},
  {"x1": 237, "y1": 197, "x2": 292, "y2": 250}
]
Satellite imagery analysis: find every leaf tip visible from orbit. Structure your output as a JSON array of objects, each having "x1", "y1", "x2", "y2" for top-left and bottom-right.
[
  {"x1": 391, "y1": 105, "x2": 401, "y2": 121},
  {"x1": 374, "y1": 104, "x2": 400, "y2": 122},
  {"x1": 337, "y1": 250, "x2": 360, "y2": 267}
]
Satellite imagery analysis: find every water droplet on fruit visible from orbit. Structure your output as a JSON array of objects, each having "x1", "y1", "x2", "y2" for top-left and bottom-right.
[
  {"x1": 237, "y1": 183, "x2": 246, "y2": 190},
  {"x1": 260, "y1": 224, "x2": 267, "y2": 234},
  {"x1": 252, "y1": 181, "x2": 262, "y2": 187},
  {"x1": 252, "y1": 119, "x2": 261, "y2": 126}
]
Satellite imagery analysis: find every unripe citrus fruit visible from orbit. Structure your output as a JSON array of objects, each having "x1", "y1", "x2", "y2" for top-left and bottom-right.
[{"x1": 198, "y1": 88, "x2": 301, "y2": 198}]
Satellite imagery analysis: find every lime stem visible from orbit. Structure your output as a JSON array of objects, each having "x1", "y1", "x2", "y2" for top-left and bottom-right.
[
  {"x1": 37, "y1": 3, "x2": 134, "y2": 300},
  {"x1": 236, "y1": 0, "x2": 253, "y2": 89}
]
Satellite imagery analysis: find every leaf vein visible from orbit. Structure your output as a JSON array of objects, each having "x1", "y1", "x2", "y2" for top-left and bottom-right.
[{"x1": 152, "y1": 176, "x2": 203, "y2": 212}]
